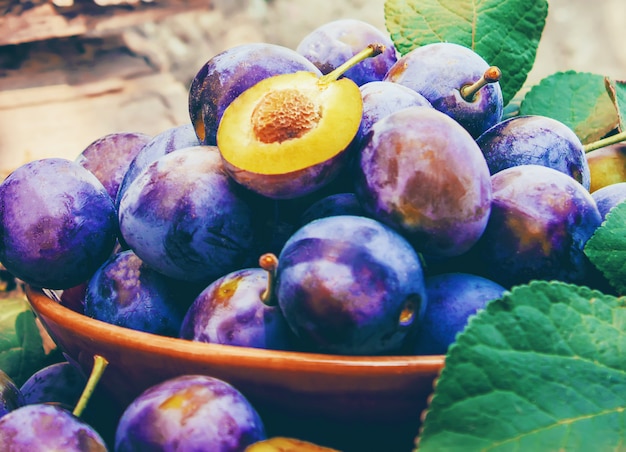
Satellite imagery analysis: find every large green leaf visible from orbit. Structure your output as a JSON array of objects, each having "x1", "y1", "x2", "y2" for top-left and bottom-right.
[
  {"x1": 584, "y1": 200, "x2": 626, "y2": 295},
  {"x1": 520, "y1": 71, "x2": 620, "y2": 144},
  {"x1": 416, "y1": 281, "x2": 626, "y2": 451},
  {"x1": 0, "y1": 296, "x2": 61, "y2": 386},
  {"x1": 384, "y1": 0, "x2": 548, "y2": 106}
]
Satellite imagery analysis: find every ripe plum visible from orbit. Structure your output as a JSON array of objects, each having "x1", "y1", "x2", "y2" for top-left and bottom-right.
[{"x1": 591, "y1": 182, "x2": 626, "y2": 220}]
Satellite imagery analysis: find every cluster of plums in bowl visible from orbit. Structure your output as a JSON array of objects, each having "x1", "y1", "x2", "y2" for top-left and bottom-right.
[{"x1": 0, "y1": 16, "x2": 620, "y2": 452}]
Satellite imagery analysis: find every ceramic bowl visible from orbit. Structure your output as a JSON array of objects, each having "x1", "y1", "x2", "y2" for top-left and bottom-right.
[{"x1": 25, "y1": 285, "x2": 445, "y2": 451}]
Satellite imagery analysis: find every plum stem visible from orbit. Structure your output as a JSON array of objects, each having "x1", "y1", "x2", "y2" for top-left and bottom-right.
[
  {"x1": 72, "y1": 355, "x2": 108, "y2": 418},
  {"x1": 460, "y1": 66, "x2": 502, "y2": 102},
  {"x1": 584, "y1": 130, "x2": 626, "y2": 152},
  {"x1": 259, "y1": 253, "x2": 279, "y2": 306},
  {"x1": 318, "y1": 43, "x2": 385, "y2": 85}
]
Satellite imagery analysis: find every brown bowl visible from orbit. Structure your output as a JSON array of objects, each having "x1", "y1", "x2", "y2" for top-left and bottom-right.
[{"x1": 25, "y1": 285, "x2": 444, "y2": 452}]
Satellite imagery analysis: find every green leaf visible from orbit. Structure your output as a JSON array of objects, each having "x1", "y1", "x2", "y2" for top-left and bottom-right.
[
  {"x1": 0, "y1": 296, "x2": 61, "y2": 386},
  {"x1": 520, "y1": 71, "x2": 620, "y2": 144},
  {"x1": 605, "y1": 77, "x2": 626, "y2": 131},
  {"x1": 384, "y1": 0, "x2": 548, "y2": 106},
  {"x1": 584, "y1": 201, "x2": 626, "y2": 295},
  {"x1": 416, "y1": 281, "x2": 626, "y2": 451}
]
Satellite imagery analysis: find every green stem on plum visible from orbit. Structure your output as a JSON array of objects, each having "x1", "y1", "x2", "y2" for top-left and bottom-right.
[
  {"x1": 460, "y1": 66, "x2": 502, "y2": 102},
  {"x1": 583, "y1": 130, "x2": 626, "y2": 153},
  {"x1": 318, "y1": 43, "x2": 385, "y2": 85},
  {"x1": 259, "y1": 253, "x2": 279, "y2": 306},
  {"x1": 72, "y1": 355, "x2": 108, "y2": 418}
]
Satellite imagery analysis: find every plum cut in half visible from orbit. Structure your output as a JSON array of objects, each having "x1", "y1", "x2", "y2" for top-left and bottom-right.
[{"x1": 217, "y1": 45, "x2": 384, "y2": 200}]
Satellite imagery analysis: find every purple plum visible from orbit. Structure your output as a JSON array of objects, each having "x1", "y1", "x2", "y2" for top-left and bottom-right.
[
  {"x1": 84, "y1": 249, "x2": 197, "y2": 337},
  {"x1": 115, "y1": 123, "x2": 200, "y2": 210},
  {"x1": 180, "y1": 261, "x2": 295, "y2": 351},
  {"x1": 413, "y1": 273, "x2": 507, "y2": 355},
  {"x1": 295, "y1": 19, "x2": 398, "y2": 86},
  {"x1": 354, "y1": 80, "x2": 431, "y2": 148},
  {"x1": 118, "y1": 146, "x2": 256, "y2": 284},
  {"x1": 189, "y1": 43, "x2": 321, "y2": 145},
  {"x1": 0, "y1": 370, "x2": 24, "y2": 418},
  {"x1": 75, "y1": 131, "x2": 152, "y2": 201},
  {"x1": 0, "y1": 158, "x2": 118, "y2": 289},
  {"x1": 276, "y1": 214, "x2": 426, "y2": 355},
  {"x1": 298, "y1": 192, "x2": 366, "y2": 226},
  {"x1": 384, "y1": 42, "x2": 503, "y2": 138},
  {"x1": 114, "y1": 375, "x2": 266, "y2": 451},
  {"x1": 0, "y1": 403, "x2": 107, "y2": 451},
  {"x1": 591, "y1": 182, "x2": 626, "y2": 220},
  {"x1": 354, "y1": 106, "x2": 492, "y2": 257},
  {"x1": 476, "y1": 115, "x2": 590, "y2": 190},
  {"x1": 470, "y1": 164, "x2": 602, "y2": 288}
]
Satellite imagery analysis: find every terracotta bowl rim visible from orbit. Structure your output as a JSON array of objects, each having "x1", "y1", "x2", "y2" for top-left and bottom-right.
[{"x1": 25, "y1": 285, "x2": 446, "y2": 372}]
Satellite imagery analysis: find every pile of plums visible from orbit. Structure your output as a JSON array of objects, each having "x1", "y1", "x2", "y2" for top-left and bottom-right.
[{"x1": 0, "y1": 17, "x2": 622, "y2": 450}]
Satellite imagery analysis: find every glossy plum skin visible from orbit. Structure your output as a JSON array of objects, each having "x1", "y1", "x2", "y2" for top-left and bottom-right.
[
  {"x1": 355, "y1": 106, "x2": 492, "y2": 257},
  {"x1": 470, "y1": 165, "x2": 602, "y2": 288},
  {"x1": 352, "y1": 80, "x2": 431, "y2": 151},
  {"x1": 189, "y1": 43, "x2": 321, "y2": 145},
  {"x1": 476, "y1": 115, "x2": 590, "y2": 190},
  {"x1": 0, "y1": 158, "x2": 118, "y2": 289},
  {"x1": 413, "y1": 273, "x2": 506, "y2": 355},
  {"x1": 276, "y1": 215, "x2": 426, "y2": 355},
  {"x1": 118, "y1": 146, "x2": 256, "y2": 284},
  {"x1": 84, "y1": 250, "x2": 194, "y2": 337},
  {"x1": 114, "y1": 375, "x2": 266, "y2": 452},
  {"x1": 384, "y1": 42, "x2": 503, "y2": 138},
  {"x1": 180, "y1": 267, "x2": 295, "y2": 351},
  {"x1": 591, "y1": 182, "x2": 626, "y2": 220},
  {"x1": 0, "y1": 404, "x2": 107, "y2": 451},
  {"x1": 115, "y1": 123, "x2": 200, "y2": 210},
  {"x1": 76, "y1": 131, "x2": 152, "y2": 201},
  {"x1": 299, "y1": 192, "x2": 366, "y2": 226},
  {"x1": 0, "y1": 370, "x2": 24, "y2": 418},
  {"x1": 296, "y1": 19, "x2": 398, "y2": 86},
  {"x1": 20, "y1": 361, "x2": 85, "y2": 410}
]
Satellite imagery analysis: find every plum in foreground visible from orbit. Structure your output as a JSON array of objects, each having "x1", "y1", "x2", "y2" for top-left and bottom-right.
[
  {"x1": 470, "y1": 164, "x2": 602, "y2": 288},
  {"x1": 115, "y1": 375, "x2": 266, "y2": 452},
  {"x1": 118, "y1": 146, "x2": 256, "y2": 284},
  {"x1": 276, "y1": 215, "x2": 426, "y2": 355},
  {"x1": 355, "y1": 106, "x2": 492, "y2": 257},
  {"x1": 0, "y1": 158, "x2": 118, "y2": 289}
]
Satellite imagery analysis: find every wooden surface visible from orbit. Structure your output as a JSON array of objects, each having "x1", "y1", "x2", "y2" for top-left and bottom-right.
[{"x1": 0, "y1": 0, "x2": 212, "y2": 47}]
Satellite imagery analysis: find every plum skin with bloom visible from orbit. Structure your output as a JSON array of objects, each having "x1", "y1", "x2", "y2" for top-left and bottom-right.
[
  {"x1": 470, "y1": 164, "x2": 603, "y2": 288},
  {"x1": 355, "y1": 106, "x2": 492, "y2": 258},
  {"x1": 114, "y1": 375, "x2": 266, "y2": 452},
  {"x1": 0, "y1": 158, "x2": 118, "y2": 289},
  {"x1": 276, "y1": 215, "x2": 426, "y2": 355}
]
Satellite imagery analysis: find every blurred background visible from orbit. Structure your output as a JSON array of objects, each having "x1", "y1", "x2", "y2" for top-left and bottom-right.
[{"x1": 0, "y1": 0, "x2": 624, "y2": 179}]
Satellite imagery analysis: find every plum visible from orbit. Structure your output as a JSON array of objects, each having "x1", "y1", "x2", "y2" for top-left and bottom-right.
[
  {"x1": 114, "y1": 375, "x2": 266, "y2": 451},
  {"x1": 296, "y1": 19, "x2": 398, "y2": 86},
  {"x1": 384, "y1": 42, "x2": 503, "y2": 138},
  {"x1": 352, "y1": 80, "x2": 431, "y2": 151},
  {"x1": 0, "y1": 158, "x2": 118, "y2": 289},
  {"x1": 355, "y1": 106, "x2": 492, "y2": 257},
  {"x1": 0, "y1": 403, "x2": 107, "y2": 451},
  {"x1": 470, "y1": 164, "x2": 602, "y2": 288},
  {"x1": 276, "y1": 215, "x2": 426, "y2": 355},
  {"x1": 76, "y1": 131, "x2": 152, "y2": 201},
  {"x1": 118, "y1": 146, "x2": 256, "y2": 284},
  {"x1": 115, "y1": 123, "x2": 200, "y2": 210},
  {"x1": 189, "y1": 43, "x2": 322, "y2": 146},
  {"x1": 413, "y1": 273, "x2": 507, "y2": 355},
  {"x1": 84, "y1": 249, "x2": 196, "y2": 337},
  {"x1": 591, "y1": 182, "x2": 626, "y2": 220},
  {"x1": 180, "y1": 255, "x2": 295, "y2": 351},
  {"x1": 586, "y1": 142, "x2": 626, "y2": 192},
  {"x1": 0, "y1": 369, "x2": 24, "y2": 418},
  {"x1": 476, "y1": 115, "x2": 591, "y2": 190}
]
